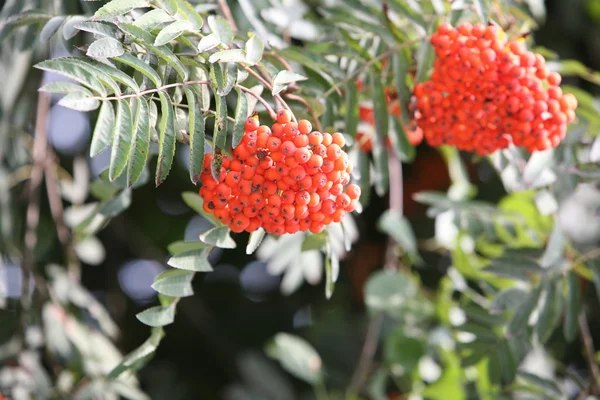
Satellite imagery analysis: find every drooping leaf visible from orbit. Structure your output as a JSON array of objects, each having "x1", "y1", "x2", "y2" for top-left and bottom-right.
[
  {"x1": 99, "y1": 188, "x2": 132, "y2": 217},
  {"x1": 35, "y1": 58, "x2": 107, "y2": 96},
  {"x1": 246, "y1": 228, "x2": 265, "y2": 255},
  {"x1": 109, "y1": 100, "x2": 133, "y2": 181},
  {"x1": 151, "y1": 269, "x2": 195, "y2": 297},
  {"x1": 57, "y1": 92, "x2": 100, "y2": 112},
  {"x1": 39, "y1": 82, "x2": 91, "y2": 95},
  {"x1": 87, "y1": 37, "x2": 125, "y2": 58},
  {"x1": 345, "y1": 81, "x2": 358, "y2": 138},
  {"x1": 167, "y1": 241, "x2": 208, "y2": 255},
  {"x1": 207, "y1": 14, "x2": 233, "y2": 45},
  {"x1": 220, "y1": 63, "x2": 238, "y2": 96},
  {"x1": 325, "y1": 243, "x2": 339, "y2": 299},
  {"x1": 198, "y1": 33, "x2": 220, "y2": 52},
  {"x1": 94, "y1": 0, "x2": 149, "y2": 19},
  {"x1": 210, "y1": 63, "x2": 226, "y2": 94},
  {"x1": 0, "y1": 10, "x2": 51, "y2": 42},
  {"x1": 371, "y1": 69, "x2": 389, "y2": 196},
  {"x1": 167, "y1": 249, "x2": 213, "y2": 272},
  {"x1": 232, "y1": 88, "x2": 248, "y2": 149},
  {"x1": 357, "y1": 150, "x2": 371, "y2": 206},
  {"x1": 117, "y1": 22, "x2": 156, "y2": 43},
  {"x1": 155, "y1": 92, "x2": 176, "y2": 186},
  {"x1": 535, "y1": 279, "x2": 563, "y2": 343},
  {"x1": 245, "y1": 35, "x2": 264, "y2": 65},
  {"x1": 266, "y1": 333, "x2": 323, "y2": 384},
  {"x1": 176, "y1": 0, "x2": 203, "y2": 30},
  {"x1": 199, "y1": 226, "x2": 236, "y2": 249},
  {"x1": 91, "y1": 101, "x2": 115, "y2": 157},
  {"x1": 114, "y1": 53, "x2": 162, "y2": 88},
  {"x1": 127, "y1": 98, "x2": 151, "y2": 187},
  {"x1": 415, "y1": 21, "x2": 436, "y2": 84},
  {"x1": 564, "y1": 272, "x2": 581, "y2": 343},
  {"x1": 507, "y1": 288, "x2": 540, "y2": 338},
  {"x1": 40, "y1": 16, "x2": 66, "y2": 43},
  {"x1": 133, "y1": 9, "x2": 173, "y2": 30},
  {"x1": 154, "y1": 19, "x2": 194, "y2": 46},
  {"x1": 75, "y1": 21, "x2": 122, "y2": 38},
  {"x1": 213, "y1": 90, "x2": 228, "y2": 150},
  {"x1": 62, "y1": 15, "x2": 88, "y2": 40},
  {"x1": 474, "y1": 0, "x2": 489, "y2": 25},
  {"x1": 181, "y1": 192, "x2": 222, "y2": 226},
  {"x1": 490, "y1": 288, "x2": 528, "y2": 314},
  {"x1": 209, "y1": 49, "x2": 247, "y2": 64},
  {"x1": 391, "y1": 51, "x2": 416, "y2": 162},
  {"x1": 155, "y1": 0, "x2": 178, "y2": 15},
  {"x1": 518, "y1": 372, "x2": 563, "y2": 398},
  {"x1": 136, "y1": 304, "x2": 176, "y2": 327},
  {"x1": 184, "y1": 89, "x2": 205, "y2": 184},
  {"x1": 272, "y1": 70, "x2": 307, "y2": 95}
]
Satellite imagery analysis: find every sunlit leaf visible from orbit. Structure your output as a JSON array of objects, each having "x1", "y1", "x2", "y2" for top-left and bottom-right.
[
  {"x1": 152, "y1": 269, "x2": 195, "y2": 297},
  {"x1": 245, "y1": 35, "x2": 264, "y2": 65},
  {"x1": 127, "y1": 98, "x2": 151, "y2": 187},
  {"x1": 199, "y1": 226, "x2": 236, "y2": 249},
  {"x1": 207, "y1": 15, "x2": 233, "y2": 45},
  {"x1": 94, "y1": 0, "x2": 149, "y2": 19},
  {"x1": 184, "y1": 88, "x2": 205, "y2": 184},
  {"x1": 177, "y1": 0, "x2": 203, "y2": 30},
  {"x1": 167, "y1": 240, "x2": 208, "y2": 255},
  {"x1": 167, "y1": 249, "x2": 213, "y2": 272},
  {"x1": 107, "y1": 327, "x2": 164, "y2": 379},
  {"x1": 133, "y1": 9, "x2": 173, "y2": 30},
  {"x1": 209, "y1": 49, "x2": 247, "y2": 64},
  {"x1": 246, "y1": 228, "x2": 265, "y2": 255},
  {"x1": 75, "y1": 21, "x2": 121, "y2": 38},
  {"x1": 154, "y1": 20, "x2": 194, "y2": 46},
  {"x1": 114, "y1": 53, "x2": 162, "y2": 88},
  {"x1": 90, "y1": 101, "x2": 115, "y2": 157},
  {"x1": 136, "y1": 304, "x2": 176, "y2": 327},
  {"x1": 272, "y1": 70, "x2": 307, "y2": 95},
  {"x1": 266, "y1": 333, "x2": 323, "y2": 384},
  {"x1": 155, "y1": 92, "x2": 176, "y2": 186},
  {"x1": 370, "y1": 69, "x2": 389, "y2": 196},
  {"x1": 35, "y1": 58, "x2": 107, "y2": 96},
  {"x1": 58, "y1": 92, "x2": 100, "y2": 112},
  {"x1": 232, "y1": 88, "x2": 249, "y2": 149},
  {"x1": 87, "y1": 37, "x2": 125, "y2": 58},
  {"x1": 40, "y1": 16, "x2": 66, "y2": 43},
  {"x1": 108, "y1": 100, "x2": 133, "y2": 181}
]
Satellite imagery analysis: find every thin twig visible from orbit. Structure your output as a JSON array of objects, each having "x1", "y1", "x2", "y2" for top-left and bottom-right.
[
  {"x1": 574, "y1": 247, "x2": 600, "y2": 267},
  {"x1": 22, "y1": 92, "x2": 52, "y2": 310},
  {"x1": 578, "y1": 311, "x2": 600, "y2": 395},
  {"x1": 217, "y1": 0, "x2": 238, "y2": 31},
  {"x1": 239, "y1": 85, "x2": 278, "y2": 120},
  {"x1": 347, "y1": 313, "x2": 384, "y2": 395},
  {"x1": 243, "y1": 66, "x2": 296, "y2": 122},
  {"x1": 91, "y1": 80, "x2": 211, "y2": 101},
  {"x1": 284, "y1": 93, "x2": 323, "y2": 132},
  {"x1": 323, "y1": 37, "x2": 428, "y2": 98},
  {"x1": 44, "y1": 154, "x2": 80, "y2": 282}
]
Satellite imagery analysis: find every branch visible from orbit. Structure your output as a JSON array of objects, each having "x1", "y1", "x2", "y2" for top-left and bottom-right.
[
  {"x1": 323, "y1": 37, "x2": 427, "y2": 98},
  {"x1": 579, "y1": 311, "x2": 600, "y2": 395},
  {"x1": 217, "y1": 0, "x2": 238, "y2": 32},
  {"x1": 243, "y1": 66, "x2": 297, "y2": 122},
  {"x1": 385, "y1": 149, "x2": 403, "y2": 271},
  {"x1": 347, "y1": 313, "x2": 384, "y2": 395},
  {"x1": 22, "y1": 92, "x2": 51, "y2": 309},
  {"x1": 44, "y1": 154, "x2": 80, "y2": 282},
  {"x1": 91, "y1": 80, "x2": 211, "y2": 101},
  {"x1": 239, "y1": 85, "x2": 277, "y2": 120}
]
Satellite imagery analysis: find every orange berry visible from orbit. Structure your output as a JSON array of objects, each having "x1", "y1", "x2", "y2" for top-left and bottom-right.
[
  {"x1": 277, "y1": 109, "x2": 292, "y2": 124},
  {"x1": 298, "y1": 120, "x2": 312, "y2": 134}
]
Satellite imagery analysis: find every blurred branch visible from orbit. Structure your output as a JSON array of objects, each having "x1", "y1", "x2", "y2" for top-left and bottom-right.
[
  {"x1": 347, "y1": 313, "x2": 384, "y2": 395},
  {"x1": 22, "y1": 92, "x2": 53, "y2": 311},
  {"x1": 578, "y1": 311, "x2": 600, "y2": 395},
  {"x1": 284, "y1": 93, "x2": 323, "y2": 132},
  {"x1": 217, "y1": 0, "x2": 238, "y2": 32}
]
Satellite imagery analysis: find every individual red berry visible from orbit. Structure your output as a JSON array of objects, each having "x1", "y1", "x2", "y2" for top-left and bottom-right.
[
  {"x1": 245, "y1": 116, "x2": 259, "y2": 132},
  {"x1": 276, "y1": 109, "x2": 292, "y2": 124}
]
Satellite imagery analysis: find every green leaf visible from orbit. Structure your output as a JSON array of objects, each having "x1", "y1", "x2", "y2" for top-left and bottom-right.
[
  {"x1": 147, "y1": 44, "x2": 189, "y2": 81},
  {"x1": 152, "y1": 269, "x2": 195, "y2": 297},
  {"x1": 87, "y1": 37, "x2": 125, "y2": 58},
  {"x1": 210, "y1": 63, "x2": 226, "y2": 94},
  {"x1": 364, "y1": 270, "x2": 417, "y2": 314},
  {"x1": 91, "y1": 101, "x2": 115, "y2": 157},
  {"x1": 370, "y1": 69, "x2": 389, "y2": 196},
  {"x1": 167, "y1": 240, "x2": 208, "y2": 255},
  {"x1": 40, "y1": 16, "x2": 66, "y2": 43},
  {"x1": 39, "y1": 82, "x2": 91, "y2": 95},
  {"x1": 246, "y1": 228, "x2": 265, "y2": 255},
  {"x1": 207, "y1": 15, "x2": 233, "y2": 45},
  {"x1": 301, "y1": 233, "x2": 327, "y2": 252},
  {"x1": 99, "y1": 189, "x2": 132, "y2": 217},
  {"x1": 136, "y1": 304, "x2": 176, "y2": 327},
  {"x1": 377, "y1": 210, "x2": 418, "y2": 255},
  {"x1": 357, "y1": 150, "x2": 371, "y2": 207},
  {"x1": 199, "y1": 226, "x2": 236, "y2": 248},
  {"x1": 177, "y1": 0, "x2": 203, "y2": 30},
  {"x1": 155, "y1": 0, "x2": 178, "y2": 14},
  {"x1": 536, "y1": 279, "x2": 563, "y2": 344},
  {"x1": 107, "y1": 327, "x2": 164, "y2": 379},
  {"x1": 220, "y1": 63, "x2": 237, "y2": 96},
  {"x1": 35, "y1": 58, "x2": 107, "y2": 96},
  {"x1": 73, "y1": 57, "x2": 140, "y2": 93},
  {"x1": 391, "y1": 51, "x2": 416, "y2": 161},
  {"x1": 384, "y1": 328, "x2": 425, "y2": 372},
  {"x1": 490, "y1": 288, "x2": 528, "y2": 314},
  {"x1": 181, "y1": 191, "x2": 222, "y2": 226},
  {"x1": 483, "y1": 253, "x2": 544, "y2": 281},
  {"x1": 213, "y1": 91, "x2": 228, "y2": 149},
  {"x1": 114, "y1": 53, "x2": 162, "y2": 88},
  {"x1": 415, "y1": 22, "x2": 436, "y2": 84},
  {"x1": 127, "y1": 98, "x2": 151, "y2": 187},
  {"x1": 266, "y1": 333, "x2": 323, "y2": 384},
  {"x1": 474, "y1": 0, "x2": 489, "y2": 25},
  {"x1": 133, "y1": 9, "x2": 173, "y2": 30},
  {"x1": 184, "y1": 89, "x2": 205, "y2": 184},
  {"x1": 507, "y1": 288, "x2": 540, "y2": 338},
  {"x1": 167, "y1": 249, "x2": 213, "y2": 272},
  {"x1": 94, "y1": 0, "x2": 149, "y2": 19},
  {"x1": 245, "y1": 35, "x2": 264, "y2": 65},
  {"x1": 57, "y1": 92, "x2": 100, "y2": 112},
  {"x1": 154, "y1": 19, "x2": 193, "y2": 46},
  {"x1": 75, "y1": 21, "x2": 121, "y2": 38},
  {"x1": 209, "y1": 49, "x2": 247, "y2": 64},
  {"x1": 564, "y1": 272, "x2": 581, "y2": 343},
  {"x1": 325, "y1": 243, "x2": 339, "y2": 299},
  {"x1": 155, "y1": 92, "x2": 176, "y2": 186},
  {"x1": 345, "y1": 81, "x2": 358, "y2": 138},
  {"x1": 232, "y1": 88, "x2": 248, "y2": 149},
  {"x1": 0, "y1": 10, "x2": 50, "y2": 42},
  {"x1": 62, "y1": 15, "x2": 88, "y2": 40},
  {"x1": 518, "y1": 372, "x2": 563, "y2": 398},
  {"x1": 109, "y1": 100, "x2": 133, "y2": 181},
  {"x1": 198, "y1": 33, "x2": 220, "y2": 52},
  {"x1": 272, "y1": 70, "x2": 308, "y2": 95}
]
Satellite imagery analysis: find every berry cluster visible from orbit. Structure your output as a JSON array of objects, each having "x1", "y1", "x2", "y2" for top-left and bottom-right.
[
  {"x1": 198, "y1": 110, "x2": 360, "y2": 235},
  {"x1": 413, "y1": 22, "x2": 578, "y2": 154},
  {"x1": 355, "y1": 82, "x2": 423, "y2": 153}
]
